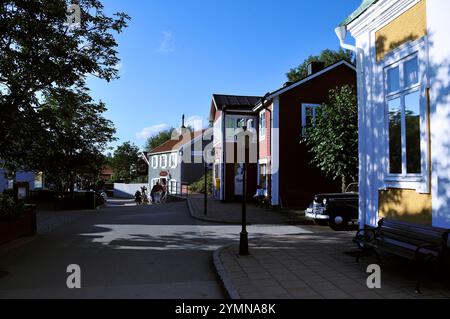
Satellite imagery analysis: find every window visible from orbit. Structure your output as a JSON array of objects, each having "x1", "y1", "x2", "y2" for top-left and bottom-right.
[
  {"x1": 259, "y1": 163, "x2": 268, "y2": 190},
  {"x1": 169, "y1": 153, "x2": 178, "y2": 168},
  {"x1": 169, "y1": 179, "x2": 177, "y2": 194},
  {"x1": 301, "y1": 104, "x2": 320, "y2": 137},
  {"x1": 151, "y1": 156, "x2": 158, "y2": 169},
  {"x1": 160, "y1": 155, "x2": 167, "y2": 169},
  {"x1": 225, "y1": 118, "x2": 236, "y2": 141},
  {"x1": 259, "y1": 111, "x2": 266, "y2": 140},
  {"x1": 385, "y1": 55, "x2": 422, "y2": 176}
]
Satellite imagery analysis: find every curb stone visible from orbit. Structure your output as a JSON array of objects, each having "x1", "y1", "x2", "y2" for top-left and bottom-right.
[
  {"x1": 213, "y1": 244, "x2": 241, "y2": 300},
  {"x1": 185, "y1": 198, "x2": 246, "y2": 225}
]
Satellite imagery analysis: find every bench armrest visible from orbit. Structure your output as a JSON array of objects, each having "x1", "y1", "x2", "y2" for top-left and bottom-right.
[
  {"x1": 354, "y1": 228, "x2": 377, "y2": 243},
  {"x1": 415, "y1": 243, "x2": 441, "y2": 260}
]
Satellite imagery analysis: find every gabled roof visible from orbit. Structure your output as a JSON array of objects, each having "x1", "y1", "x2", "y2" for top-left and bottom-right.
[
  {"x1": 149, "y1": 130, "x2": 204, "y2": 155},
  {"x1": 254, "y1": 60, "x2": 356, "y2": 110},
  {"x1": 340, "y1": 0, "x2": 379, "y2": 26},
  {"x1": 212, "y1": 94, "x2": 262, "y2": 111}
]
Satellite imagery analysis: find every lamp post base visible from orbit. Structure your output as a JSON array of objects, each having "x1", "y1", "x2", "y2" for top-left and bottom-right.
[{"x1": 239, "y1": 231, "x2": 249, "y2": 256}]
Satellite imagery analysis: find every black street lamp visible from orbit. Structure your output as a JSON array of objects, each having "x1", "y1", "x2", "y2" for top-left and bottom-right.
[{"x1": 239, "y1": 125, "x2": 249, "y2": 256}]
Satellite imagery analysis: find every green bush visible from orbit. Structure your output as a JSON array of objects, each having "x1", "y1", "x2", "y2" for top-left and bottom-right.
[
  {"x1": 0, "y1": 194, "x2": 25, "y2": 219},
  {"x1": 190, "y1": 172, "x2": 213, "y2": 195}
]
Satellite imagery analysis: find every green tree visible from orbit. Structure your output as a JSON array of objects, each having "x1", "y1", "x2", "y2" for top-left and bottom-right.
[
  {"x1": 38, "y1": 87, "x2": 116, "y2": 193},
  {"x1": 144, "y1": 126, "x2": 195, "y2": 153},
  {"x1": 303, "y1": 85, "x2": 358, "y2": 192},
  {"x1": 287, "y1": 49, "x2": 355, "y2": 82},
  {"x1": 111, "y1": 142, "x2": 141, "y2": 183},
  {"x1": 0, "y1": 0, "x2": 130, "y2": 168},
  {"x1": 144, "y1": 128, "x2": 176, "y2": 152}
]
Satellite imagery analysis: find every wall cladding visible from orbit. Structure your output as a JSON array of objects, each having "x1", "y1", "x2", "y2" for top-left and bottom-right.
[
  {"x1": 376, "y1": 0, "x2": 427, "y2": 62},
  {"x1": 378, "y1": 188, "x2": 432, "y2": 225}
]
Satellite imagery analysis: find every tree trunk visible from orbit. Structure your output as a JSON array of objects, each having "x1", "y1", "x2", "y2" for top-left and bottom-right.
[{"x1": 342, "y1": 175, "x2": 347, "y2": 193}]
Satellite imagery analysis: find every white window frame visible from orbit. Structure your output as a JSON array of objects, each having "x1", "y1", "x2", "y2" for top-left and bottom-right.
[
  {"x1": 151, "y1": 156, "x2": 158, "y2": 169},
  {"x1": 169, "y1": 153, "x2": 178, "y2": 169},
  {"x1": 259, "y1": 111, "x2": 266, "y2": 141},
  {"x1": 301, "y1": 103, "x2": 320, "y2": 137},
  {"x1": 169, "y1": 179, "x2": 177, "y2": 194},
  {"x1": 381, "y1": 37, "x2": 430, "y2": 193},
  {"x1": 160, "y1": 154, "x2": 168, "y2": 169}
]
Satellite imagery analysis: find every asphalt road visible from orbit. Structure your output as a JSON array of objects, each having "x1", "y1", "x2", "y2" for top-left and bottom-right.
[{"x1": 0, "y1": 199, "x2": 311, "y2": 299}]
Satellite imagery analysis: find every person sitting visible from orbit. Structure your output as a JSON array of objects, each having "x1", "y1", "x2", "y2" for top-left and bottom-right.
[{"x1": 253, "y1": 185, "x2": 267, "y2": 208}]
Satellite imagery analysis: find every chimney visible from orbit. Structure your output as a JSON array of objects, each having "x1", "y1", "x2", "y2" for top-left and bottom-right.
[{"x1": 307, "y1": 61, "x2": 325, "y2": 75}]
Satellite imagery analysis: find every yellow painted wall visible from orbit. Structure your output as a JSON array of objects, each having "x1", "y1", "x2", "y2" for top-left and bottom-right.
[
  {"x1": 376, "y1": 0, "x2": 427, "y2": 61},
  {"x1": 378, "y1": 189, "x2": 432, "y2": 225}
]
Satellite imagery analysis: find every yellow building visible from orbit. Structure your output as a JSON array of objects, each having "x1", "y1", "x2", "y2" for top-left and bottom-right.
[{"x1": 336, "y1": 0, "x2": 450, "y2": 228}]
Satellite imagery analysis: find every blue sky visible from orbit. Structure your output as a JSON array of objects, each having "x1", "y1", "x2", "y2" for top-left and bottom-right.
[{"x1": 87, "y1": 0, "x2": 360, "y2": 151}]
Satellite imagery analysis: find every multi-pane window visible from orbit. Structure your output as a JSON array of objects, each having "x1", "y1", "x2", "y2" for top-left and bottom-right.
[
  {"x1": 151, "y1": 156, "x2": 158, "y2": 169},
  {"x1": 301, "y1": 104, "x2": 320, "y2": 137},
  {"x1": 169, "y1": 153, "x2": 178, "y2": 168},
  {"x1": 386, "y1": 55, "x2": 422, "y2": 175},
  {"x1": 259, "y1": 111, "x2": 266, "y2": 140},
  {"x1": 160, "y1": 155, "x2": 167, "y2": 169}
]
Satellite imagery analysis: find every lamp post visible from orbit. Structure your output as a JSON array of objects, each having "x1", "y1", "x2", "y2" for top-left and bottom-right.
[{"x1": 239, "y1": 125, "x2": 249, "y2": 256}]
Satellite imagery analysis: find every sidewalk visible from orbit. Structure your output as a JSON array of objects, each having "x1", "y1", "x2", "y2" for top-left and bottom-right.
[
  {"x1": 187, "y1": 195, "x2": 290, "y2": 225},
  {"x1": 214, "y1": 231, "x2": 450, "y2": 299}
]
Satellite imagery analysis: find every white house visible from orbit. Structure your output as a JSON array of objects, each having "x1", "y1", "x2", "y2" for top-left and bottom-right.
[{"x1": 337, "y1": 0, "x2": 450, "y2": 228}]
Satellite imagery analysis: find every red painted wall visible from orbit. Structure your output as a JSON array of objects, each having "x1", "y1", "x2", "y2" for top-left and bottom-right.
[{"x1": 277, "y1": 64, "x2": 357, "y2": 208}]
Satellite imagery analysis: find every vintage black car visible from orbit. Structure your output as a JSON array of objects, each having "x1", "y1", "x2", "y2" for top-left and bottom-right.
[{"x1": 305, "y1": 183, "x2": 359, "y2": 231}]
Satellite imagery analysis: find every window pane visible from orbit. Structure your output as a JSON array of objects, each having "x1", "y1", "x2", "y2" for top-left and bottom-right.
[
  {"x1": 404, "y1": 57, "x2": 419, "y2": 87},
  {"x1": 387, "y1": 66, "x2": 400, "y2": 93},
  {"x1": 388, "y1": 98, "x2": 402, "y2": 174},
  {"x1": 405, "y1": 91, "x2": 421, "y2": 174}
]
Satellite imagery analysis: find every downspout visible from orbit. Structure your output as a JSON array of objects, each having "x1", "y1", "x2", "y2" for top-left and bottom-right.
[
  {"x1": 222, "y1": 105, "x2": 227, "y2": 202},
  {"x1": 335, "y1": 25, "x2": 367, "y2": 229},
  {"x1": 261, "y1": 94, "x2": 273, "y2": 203}
]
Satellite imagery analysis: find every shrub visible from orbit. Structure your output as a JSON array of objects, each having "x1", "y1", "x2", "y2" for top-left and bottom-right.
[
  {"x1": 0, "y1": 194, "x2": 25, "y2": 219},
  {"x1": 190, "y1": 172, "x2": 213, "y2": 195}
]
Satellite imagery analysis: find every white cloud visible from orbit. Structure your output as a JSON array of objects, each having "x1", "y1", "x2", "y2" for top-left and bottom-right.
[
  {"x1": 156, "y1": 31, "x2": 175, "y2": 53},
  {"x1": 136, "y1": 124, "x2": 170, "y2": 140}
]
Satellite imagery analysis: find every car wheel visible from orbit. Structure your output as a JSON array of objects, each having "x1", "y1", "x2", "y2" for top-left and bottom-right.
[
  {"x1": 314, "y1": 220, "x2": 329, "y2": 227},
  {"x1": 329, "y1": 215, "x2": 348, "y2": 231}
]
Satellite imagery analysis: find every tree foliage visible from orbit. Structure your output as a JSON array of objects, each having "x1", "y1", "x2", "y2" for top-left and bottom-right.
[
  {"x1": 287, "y1": 49, "x2": 355, "y2": 82},
  {"x1": 144, "y1": 128, "x2": 176, "y2": 153},
  {"x1": 0, "y1": 0, "x2": 130, "y2": 168},
  {"x1": 38, "y1": 87, "x2": 116, "y2": 192},
  {"x1": 303, "y1": 85, "x2": 358, "y2": 192},
  {"x1": 111, "y1": 142, "x2": 141, "y2": 183}
]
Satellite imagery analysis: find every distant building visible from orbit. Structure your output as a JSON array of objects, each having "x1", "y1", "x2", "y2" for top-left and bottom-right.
[
  {"x1": 99, "y1": 166, "x2": 114, "y2": 182},
  {"x1": 0, "y1": 168, "x2": 42, "y2": 194},
  {"x1": 209, "y1": 94, "x2": 261, "y2": 202},
  {"x1": 148, "y1": 129, "x2": 211, "y2": 195}
]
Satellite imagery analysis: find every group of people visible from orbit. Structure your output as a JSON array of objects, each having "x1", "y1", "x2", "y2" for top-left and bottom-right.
[{"x1": 134, "y1": 181, "x2": 168, "y2": 206}]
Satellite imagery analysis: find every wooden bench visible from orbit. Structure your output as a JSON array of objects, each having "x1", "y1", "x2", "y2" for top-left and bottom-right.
[{"x1": 354, "y1": 219, "x2": 450, "y2": 293}]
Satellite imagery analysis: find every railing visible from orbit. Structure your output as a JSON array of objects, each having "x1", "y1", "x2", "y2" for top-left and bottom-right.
[{"x1": 168, "y1": 182, "x2": 190, "y2": 199}]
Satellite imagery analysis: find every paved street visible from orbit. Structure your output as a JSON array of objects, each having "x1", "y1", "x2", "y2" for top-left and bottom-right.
[{"x1": 0, "y1": 199, "x2": 309, "y2": 299}]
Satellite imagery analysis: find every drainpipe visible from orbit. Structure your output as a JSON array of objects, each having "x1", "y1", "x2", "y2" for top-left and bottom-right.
[
  {"x1": 335, "y1": 25, "x2": 367, "y2": 229},
  {"x1": 222, "y1": 105, "x2": 227, "y2": 202},
  {"x1": 260, "y1": 93, "x2": 272, "y2": 203}
]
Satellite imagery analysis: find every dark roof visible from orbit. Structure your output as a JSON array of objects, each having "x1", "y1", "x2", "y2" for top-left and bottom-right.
[
  {"x1": 268, "y1": 60, "x2": 355, "y2": 98},
  {"x1": 149, "y1": 130, "x2": 204, "y2": 155},
  {"x1": 212, "y1": 94, "x2": 262, "y2": 110}
]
